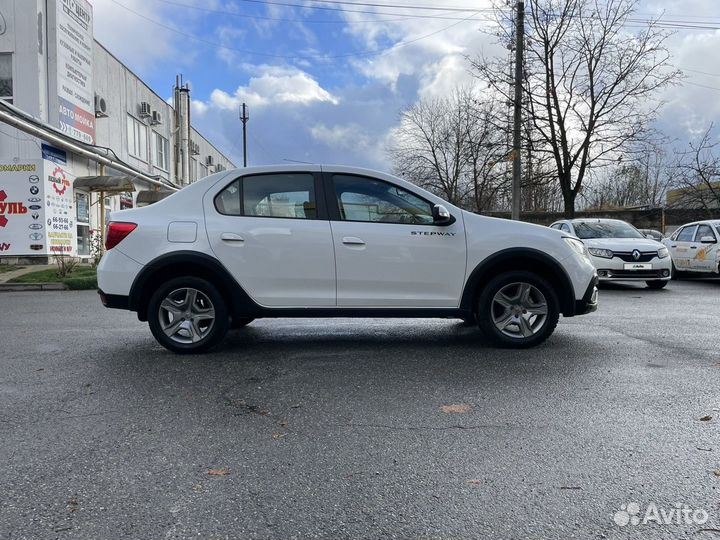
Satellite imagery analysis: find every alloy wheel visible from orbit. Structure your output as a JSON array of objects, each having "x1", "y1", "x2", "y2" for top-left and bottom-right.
[
  {"x1": 158, "y1": 287, "x2": 216, "y2": 344},
  {"x1": 491, "y1": 282, "x2": 548, "y2": 339}
]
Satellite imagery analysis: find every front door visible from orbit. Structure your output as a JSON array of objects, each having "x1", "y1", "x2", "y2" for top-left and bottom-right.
[
  {"x1": 327, "y1": 173, "x2": 466, "y2": 308},
  {"x1": 669, "y1": 225, "x2": 697, "y2": 271},
  {"x1": 690, "y1": 224, "x2": 718, "y2": 272},
  {"x1": 205, "y1": 171, "x2": 336, "y2": 307}
]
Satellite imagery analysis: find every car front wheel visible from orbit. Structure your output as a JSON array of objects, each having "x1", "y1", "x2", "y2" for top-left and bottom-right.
[
  {"x1": 147, "y1": 276, "x2": 229, "y2": 354},
  {"x1": 476, "y1": 271, "x2": 560, "y2": 349}
]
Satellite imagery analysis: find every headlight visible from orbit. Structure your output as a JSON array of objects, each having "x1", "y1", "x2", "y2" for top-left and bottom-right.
[
  {"x1": 588, "y1": 247, "x2": 614, "y2": 259},
  {"x1": 563, "y1": 237, "x2": 589, "y2": 258},
  {"x1": 657, "y1": 246, "x2": 669, "y2": 259}
]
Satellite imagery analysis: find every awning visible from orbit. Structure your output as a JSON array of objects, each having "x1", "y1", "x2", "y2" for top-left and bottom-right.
[
  {"x1": 73, "y1": 175, "x2": 137, "y2": 194},
  {"x1": 136, "y1": 190, "x2": 174, "y2": 205}
]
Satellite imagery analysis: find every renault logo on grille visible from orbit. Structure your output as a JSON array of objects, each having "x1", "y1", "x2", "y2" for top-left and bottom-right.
[{"x1": 632, "y1": 249, "x2": 641, "y2": 261}]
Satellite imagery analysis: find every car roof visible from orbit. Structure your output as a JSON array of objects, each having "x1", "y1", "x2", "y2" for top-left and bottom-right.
[{"x1": 568, "y1": 218, "x2": 627, "y2": 224}]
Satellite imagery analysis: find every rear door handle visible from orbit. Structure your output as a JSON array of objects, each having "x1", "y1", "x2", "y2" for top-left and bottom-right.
[
  {"x1": 342, "y1": 236, "x2": 365, "y2": 246},
  {"x1": 670, "y1": 245, "x2": 677, "y2": 248},
  {"x1": 221, "y1": 232, "x2": 245, "y2": 242}
]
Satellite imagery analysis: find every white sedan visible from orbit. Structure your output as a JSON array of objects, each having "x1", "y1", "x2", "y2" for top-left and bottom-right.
[
  {"x1": 550, "y1": 218, "x2": 672, "y2": 289},
  {"x1": 663, "y1": 220, "x2": 720, "y2": 276}
]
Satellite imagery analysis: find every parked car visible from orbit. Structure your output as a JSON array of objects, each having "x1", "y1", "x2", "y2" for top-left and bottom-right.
[
  {"x1": 549, "y1": 218, "x2": 672, "y2": 289},
  {"x1": 97, "y1": 165, "x2": 598, "y2": 353},
  {"x1": 662, "y1": 220, "x2": 720, "y2": 276},
  {"x1": 639, "y1": 228, "x2": 664, "y2": 241}
]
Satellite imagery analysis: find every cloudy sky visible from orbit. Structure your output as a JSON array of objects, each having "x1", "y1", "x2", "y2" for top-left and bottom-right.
[{"x1": 92, "y1": 0, "x2": 720, "y2": 170}]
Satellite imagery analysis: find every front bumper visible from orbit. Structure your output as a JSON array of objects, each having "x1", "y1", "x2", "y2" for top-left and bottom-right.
[
  {"x1": 574, "y1": 275, "x2": 599, "y2": 315},
  {"x1": 591, "y1": 255, "x2": 672, "y2": 281}
]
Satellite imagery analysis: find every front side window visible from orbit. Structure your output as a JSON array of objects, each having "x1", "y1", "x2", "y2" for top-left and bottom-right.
[
  {"x1": 560, "y1": 223, "x2": 572, "y2": 233},
  {"x1": 243, "y1": 174, "x2": 316, "y2": 219},
  {"x1": 0, "y1": 53, "x2": 13, "y2": 103},
  {"x1": 695, "y1": 224, "x2": 715, "y2": 242},
  {"x1": 333, "y1": 175, "x2": 433, "y2": 225},
  {"x1": 676, "y1": 226, "x2": 697, "y2": 242}
]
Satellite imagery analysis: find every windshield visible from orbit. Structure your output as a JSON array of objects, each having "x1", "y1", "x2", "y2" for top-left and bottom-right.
[{"x1": 573, "y1": 221, "x2": 644, "y2": 239}]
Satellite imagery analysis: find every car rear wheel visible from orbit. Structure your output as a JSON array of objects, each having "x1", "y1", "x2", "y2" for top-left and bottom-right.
[
  {"x1": 148, "y1": 276, "x2": 229, "y2": 354},
  {"x1": 646, "y1": 280, "x2": 668, "y2": 289},
  {"x1": 477, "y1": 271, "x2": 560, "y2": 348}
]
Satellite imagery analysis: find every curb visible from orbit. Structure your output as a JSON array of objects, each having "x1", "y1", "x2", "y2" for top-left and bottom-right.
[{"x1": 0, "y1": 282, "x2": 68, "y2": 292}]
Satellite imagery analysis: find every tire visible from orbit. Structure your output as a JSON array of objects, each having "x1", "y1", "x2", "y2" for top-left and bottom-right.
[
  {"x1": 147, "y1": 276, "x2": 229, "y2": 354},
  {"x1": 671, "y1": 262, "x2": 680, "y2": 280},
  {"x1": 230, "y1": 317, "x2": 255, "y2": 329},
  {"x1": 646, "y1": 280, "x2": 668, "y2": 289},
  {"x1": 476, "y1": 271, "x2": 560, "y2": 349}
]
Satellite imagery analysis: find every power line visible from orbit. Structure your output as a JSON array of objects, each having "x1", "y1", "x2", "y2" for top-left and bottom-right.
[
  {"x1": 109, "y1": 0, "x2": 485, "y2": 60},
  {"x1": 217, "y1": 0, "x2": 484, "y2": 14},
  {"x1": 682, "y1": 67, "x2": 720, "y2": 78},
  {"x1": 684, "y1": 80, "x2": 720, "y2": 92},
  {"x1": 145, "y1": 0, "x2": 478, "y2": 24}
]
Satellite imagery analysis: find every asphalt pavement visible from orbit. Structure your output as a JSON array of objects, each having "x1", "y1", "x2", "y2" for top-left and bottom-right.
[{"x1": 1, "y1": 279, "x2": 719, "y2": 539}]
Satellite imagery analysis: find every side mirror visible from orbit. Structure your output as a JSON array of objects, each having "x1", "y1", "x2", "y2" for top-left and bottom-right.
[
  {"x1": 700, "y1": 236, "x2": 716, "y2": 244},
  {"x1": 432, "y1": 204, "x2": 453, "y2": 225}
]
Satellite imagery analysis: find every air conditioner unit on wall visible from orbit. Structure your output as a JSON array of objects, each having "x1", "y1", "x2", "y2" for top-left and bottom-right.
[
  {"x1": 206, "y1": 155, "x2": 214, "y2": 166},
  {"x1": 94, "y1": 94, "x2": 108, "y2": 118},
  {"x1": 139, "y1": 102, "x2": 152, "y2": 118},
  {"x1": 151, "y1": 110, "x2": 162, "y2": 125}
]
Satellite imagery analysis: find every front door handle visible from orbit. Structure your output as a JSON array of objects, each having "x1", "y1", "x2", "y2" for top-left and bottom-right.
[
  {"x1": 342, "y1": 236, "x2": 365, "y2": 246},
  {"x1": 670, "y1": 245, "x2": 677, "y2": 248},
  {"x1": 221, "y1": 232, "x2": 245, "y2": 242}
]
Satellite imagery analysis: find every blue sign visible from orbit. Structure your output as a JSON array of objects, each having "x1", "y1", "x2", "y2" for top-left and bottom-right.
[{"x1": 41, "y1": 143, "x2": 67, "y2": 165}]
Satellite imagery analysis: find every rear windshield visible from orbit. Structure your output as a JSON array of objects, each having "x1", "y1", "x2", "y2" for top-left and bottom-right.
[{"x1": 573, "y1": 221, "x2": 644, "y2": 239}]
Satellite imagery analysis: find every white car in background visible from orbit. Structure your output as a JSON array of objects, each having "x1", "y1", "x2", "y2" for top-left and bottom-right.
[
  {"x1": 550, "y1": 218, "x2": 672, "y2": 289},
  {"x1": 663, "y1": 220, "x2": 720, "y2": 276}
]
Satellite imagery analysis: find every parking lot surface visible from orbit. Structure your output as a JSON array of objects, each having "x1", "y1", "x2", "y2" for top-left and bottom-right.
[{"x1": 1, "y1": 279, "x2": 719, "y2": 539}]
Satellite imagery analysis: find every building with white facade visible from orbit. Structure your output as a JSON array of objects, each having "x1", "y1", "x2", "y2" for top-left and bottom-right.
[{"x1": 0, "y1": 0, "x2": 234, "y2": 262}]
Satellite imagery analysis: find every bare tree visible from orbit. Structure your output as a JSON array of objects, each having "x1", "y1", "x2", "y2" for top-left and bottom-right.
[
  {"x1": 583, "y1": 141, "x2": 672, "y2": 209},
  {"x1": 388, "y1": 89, "x2": 508, "y2": 212},
  {"x1": 668, "y1": 125, "x2": 720, "y2": 212},
  {"x1": 471, "y1": 0, "x2": 680, "y2": 217}
]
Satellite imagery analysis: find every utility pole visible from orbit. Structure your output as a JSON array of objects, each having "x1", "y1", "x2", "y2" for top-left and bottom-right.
[
  {"x1": 240, "y1": 102, "x2": 249, "y2": 167},
  {"x1": 511, "y1": 0, "x2": 524, "y2": 220}
]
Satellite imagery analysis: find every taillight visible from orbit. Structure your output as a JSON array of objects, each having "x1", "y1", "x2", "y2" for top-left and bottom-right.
[{"x1": 105, "y1": 222, "x2": 137, "y2": 250}]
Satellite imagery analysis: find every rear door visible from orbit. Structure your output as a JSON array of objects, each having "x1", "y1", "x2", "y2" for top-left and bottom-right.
[
  {"x1": 205, "y1": 171, "x2": 336, "y2": 307},
  {"x1": 325, "y1": 172, "x2": 466, "y2": 307}
]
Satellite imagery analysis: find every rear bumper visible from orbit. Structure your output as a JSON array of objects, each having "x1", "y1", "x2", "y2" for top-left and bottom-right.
[
  {"x1": 98, "y1": 289, "x2": 130, "y2": 310},
  {"x1": 574, "y1": 275, "x2": 599, "y2": 315}
]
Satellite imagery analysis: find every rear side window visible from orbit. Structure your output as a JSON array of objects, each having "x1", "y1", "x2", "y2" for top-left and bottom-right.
[
  {"x1": 243, "y1": 174, "x2": 316, "y2": 219},
  {"x1": 695, "y1": 224, "x2": 715, "y2": 242},
  {"x1": 215, "y1": 179, "x2": 241, "y2": 215},
  {"x1": 676, "y1": 226, "x2": 697, "y2": 242},
  {"x1": 214, "y1": 174, "x2": 317, "y2": 219},
  {"x1": 560, "y1": 223, "x2": 572, "y2": 233}
]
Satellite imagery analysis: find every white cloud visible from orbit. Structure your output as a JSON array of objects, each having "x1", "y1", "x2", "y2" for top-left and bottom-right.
[{"x1": 206, "y1": 66, "x2": 339, "y2": 109}]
